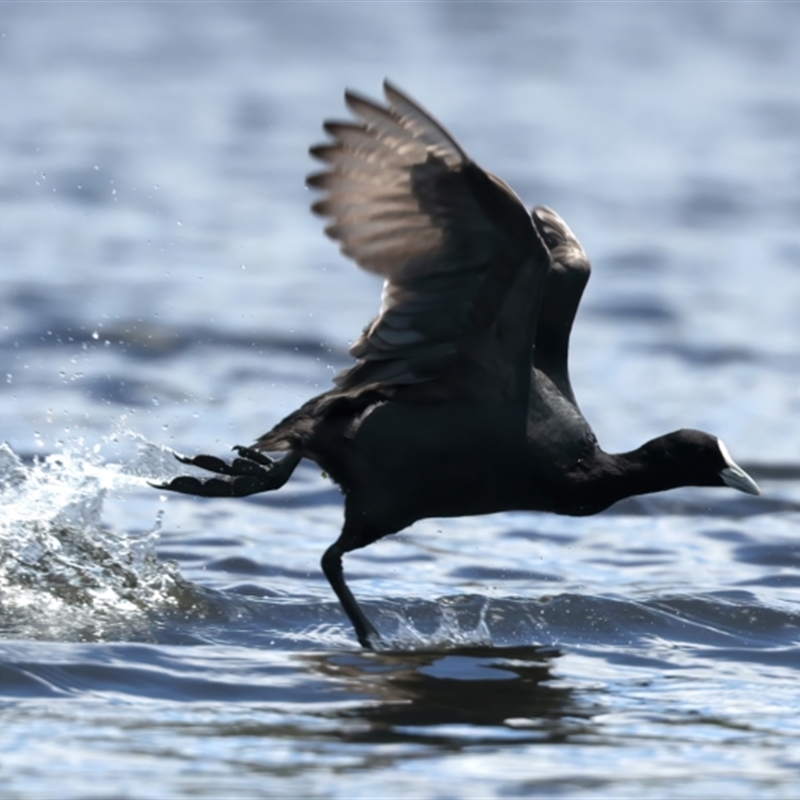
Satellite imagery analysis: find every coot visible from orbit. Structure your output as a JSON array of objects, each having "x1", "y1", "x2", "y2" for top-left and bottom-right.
[{"x1": 156, "y1": 81, "x2": 760, "y2": 648}]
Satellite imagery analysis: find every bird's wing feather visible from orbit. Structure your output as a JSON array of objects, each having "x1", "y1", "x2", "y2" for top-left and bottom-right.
[
  {"x1": 530, "y1": 206, "x2": 591, "y2": 408},
  {"x1": 309, "y1": 80, "x2": 551, "y2": 398}
]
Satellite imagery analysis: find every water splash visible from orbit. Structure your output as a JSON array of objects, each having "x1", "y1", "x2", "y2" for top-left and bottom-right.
[
  {"x1": 0, "y1": 441, "x2": 197, "y2": 642},
  {"x1": 375, "y1": 595, "x2": 495, "y2": 651}
]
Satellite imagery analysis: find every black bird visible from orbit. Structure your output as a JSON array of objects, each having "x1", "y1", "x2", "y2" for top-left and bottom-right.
[{"x1": 156, "y1": 81, "x2": 761, "y2": 648}]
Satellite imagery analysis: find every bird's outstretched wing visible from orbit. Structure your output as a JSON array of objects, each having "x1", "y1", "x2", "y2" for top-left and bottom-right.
[
  {"x1": 309, "y1": 80, "x2": 551, "y2": 400},
  {"x1": 531, "y1": 206, "x2": 591, "y2": 407}
]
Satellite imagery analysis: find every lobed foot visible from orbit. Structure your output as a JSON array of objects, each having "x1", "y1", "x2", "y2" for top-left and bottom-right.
[{"x1": 152, "y1": 447, "x2": 300, "y2": 498}]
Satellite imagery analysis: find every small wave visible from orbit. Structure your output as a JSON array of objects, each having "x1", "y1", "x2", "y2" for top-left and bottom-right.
[
  {"x1": 355, "y1": 590, "x2": 800, "y2": 656},
  {"x1": 0, "y1": 440, "x2": 203, "y2": 642}
]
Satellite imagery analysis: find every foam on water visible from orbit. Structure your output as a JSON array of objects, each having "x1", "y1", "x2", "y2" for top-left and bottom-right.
[{"x1": 0, "y1": 439, "x2": 199, "y2": 642}]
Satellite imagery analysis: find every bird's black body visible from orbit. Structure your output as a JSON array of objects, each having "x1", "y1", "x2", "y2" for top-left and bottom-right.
[{"x1": 157, "y1": 82, "x2": 760, "y2": 648}]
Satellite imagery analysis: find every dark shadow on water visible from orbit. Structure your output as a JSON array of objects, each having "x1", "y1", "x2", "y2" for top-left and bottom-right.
[{"x1": 304, "y1": 645, "x2": 594, "y2": 746}]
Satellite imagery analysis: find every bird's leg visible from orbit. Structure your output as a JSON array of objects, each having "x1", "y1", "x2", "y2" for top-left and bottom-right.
[
  {"x1": 321, "y1": 539, "x2": 381, "y2": 649},
  {"x1": 153, "y1": 447, "x2": 301, "y2": 498}
]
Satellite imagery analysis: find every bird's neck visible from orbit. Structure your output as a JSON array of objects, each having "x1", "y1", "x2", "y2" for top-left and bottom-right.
[{"x1": 572, "y1": 442, "x2": 691, "y2": 515}]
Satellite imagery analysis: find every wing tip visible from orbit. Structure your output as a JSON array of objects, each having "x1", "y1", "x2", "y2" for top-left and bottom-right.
[
  {"x1": 382, "y1": 78, "x2": 408, "y2": 109},
  {"x1": 344, "y1": 86, "x2": 385, "y2": 119}
]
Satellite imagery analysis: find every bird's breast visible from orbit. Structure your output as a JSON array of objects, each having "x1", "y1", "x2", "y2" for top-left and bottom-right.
[{"x1": 318, "y1": 399, "x2": 588, "y2": 525}]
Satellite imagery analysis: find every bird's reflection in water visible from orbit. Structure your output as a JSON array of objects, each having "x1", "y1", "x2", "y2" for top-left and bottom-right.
[{"x1": 306, "y1": 645, "x2": 595, "y2": 745}]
